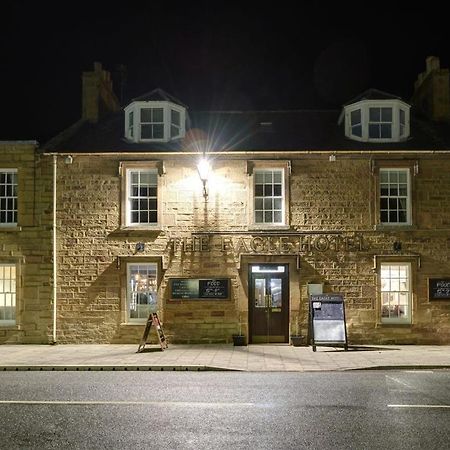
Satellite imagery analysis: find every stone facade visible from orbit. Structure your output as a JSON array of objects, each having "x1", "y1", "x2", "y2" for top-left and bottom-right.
[
  {"x1": 0, "y1": 142, "x2": 53, "y2": 344},
  {"x1": 48, "y1": 152, "x2": 450, "y2": 344}
]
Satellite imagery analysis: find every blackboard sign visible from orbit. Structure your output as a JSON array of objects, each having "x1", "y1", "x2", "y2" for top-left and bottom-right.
[
  {"x1": 428, "y1": 278, "x2": 450, "y2": 300},
  {"x1": 170, "y1": 278, "x2": 229, "y2": 300},
  {"x1": 309, "y1": 294, "x2": 348, "y2": 351}
]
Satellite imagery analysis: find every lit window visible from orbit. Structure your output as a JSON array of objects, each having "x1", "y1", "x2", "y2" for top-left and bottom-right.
[
  {"x1": 0, "y1": 170, "x2": 17, "y2": 226},
  {"x1": 0, "y1": 264, "x2": 16, "y2": 326},
  {"x1": 379, "y1": 169, "x2": 410, "y2": 224},
  {"x1": 126, "y1": 168, "x2": 158, "y2": 226},
  {"x1": 254, "y1": 169, "x2": 284, "y2": 224},
  {"x1": 380, "y1": 263, "x2": 411, "y2": 323},
  {"x1": 127, "y1": 263, "x2": 157, "y2": 322}
]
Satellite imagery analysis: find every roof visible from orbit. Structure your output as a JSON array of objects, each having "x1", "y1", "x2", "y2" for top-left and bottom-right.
[
  {"x1": 42, "y1": 107, "x2": 450, "y2": 153},
  {"x1": 343, "y1": 88, "x2": 405, "y2": 106},
  {"x1": 130, "y1": 88, "x2": 188, "y2": 108}
]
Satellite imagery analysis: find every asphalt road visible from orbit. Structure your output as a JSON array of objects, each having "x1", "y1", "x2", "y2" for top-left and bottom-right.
[{"x1": 0, "y1": 371, "x2": 449, "y2": 449}]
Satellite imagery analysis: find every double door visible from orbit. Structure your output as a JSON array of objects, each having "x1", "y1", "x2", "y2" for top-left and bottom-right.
[{"x1": 249, "y1": 264, "x2": 289, "y2": 343}]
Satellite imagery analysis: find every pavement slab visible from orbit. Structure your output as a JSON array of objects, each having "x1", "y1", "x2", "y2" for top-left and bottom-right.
[{"x1": 0, "y1": 344, "x2": 449, "y2": 372}]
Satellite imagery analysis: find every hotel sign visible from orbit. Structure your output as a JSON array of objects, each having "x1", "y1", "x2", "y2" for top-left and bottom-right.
[{"x1": 171, "y1": 234, "x2": 366, "y2": 254}]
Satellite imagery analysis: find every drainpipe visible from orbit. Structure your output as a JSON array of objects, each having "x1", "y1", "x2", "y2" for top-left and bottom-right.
[{"x1": 52, "y1": 155, "x2": 57, "y2": 344}]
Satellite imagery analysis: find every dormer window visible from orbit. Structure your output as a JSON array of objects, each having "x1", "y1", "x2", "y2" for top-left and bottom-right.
[
  {"x1": 124, "y1": 89, "x2": 186, "y2": 143},
  {"x1": 342, "y1": 90, "x2": 410, "y2": 143}
]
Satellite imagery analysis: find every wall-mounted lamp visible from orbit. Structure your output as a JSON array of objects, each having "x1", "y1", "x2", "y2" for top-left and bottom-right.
[
  {"x1": 329, "y1": 154, "x2": 336, "y2": 162},
  {"x1": 197, "y1": 156, "x2": 210, "y2": 200},
  {"x1": 64, "y1": 155, "x2": 73, "y2": 164}
]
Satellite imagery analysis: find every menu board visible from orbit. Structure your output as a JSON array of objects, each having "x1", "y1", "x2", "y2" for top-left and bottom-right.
[
  {"x1": 170, "y1": 278, "x2": 229, "y2": 300},
  {"x1": 309, "y1": 294, "x2": 348, "y2": 351},
  {"x1": 428, "y1": 278, "x2": 450, "y2": 300}
]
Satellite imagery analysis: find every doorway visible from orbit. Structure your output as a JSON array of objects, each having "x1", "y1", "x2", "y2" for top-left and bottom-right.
[{"x1": 249, "y1": 264, "x2": 289, "y2": 343}]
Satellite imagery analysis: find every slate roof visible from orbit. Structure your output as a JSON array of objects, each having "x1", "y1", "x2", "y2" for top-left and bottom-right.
[
  {"x1": 42, "y1": 88, "x2": 450, "y2": 153},
  {"x1": 343, "y1": 88, "x2": 404, "y2": 105},
  {"x1": 130, "y1": 88, "x2": 188, "y2": 108}
]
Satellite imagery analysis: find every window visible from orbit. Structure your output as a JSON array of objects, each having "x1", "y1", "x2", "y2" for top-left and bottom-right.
[
  {"x1": 0, "y1": 170, "x2": 17, "y2": 226},
  {"x1": 369, "y1": 107, "x2": 392, "y2": 139},
  {"x1": 126, "y1": 168, "x2": 158, "y2": 226},
  {"x1": 0, "y1": 264, "x2": 16, "y2": 326},
  {"x1": 128, "y1": 111, "x2": 134, "y2": 138},
  {"x1": 140, "y1": 108, "x2": 164, "y2": 140},
  {"x1": 124, "y1": 100, "x2": 186, "y2": 143},
  {"x1": 380, "y1": 263, "x2": 411, "y2": 323},
  {"x1": 343, "y1": 98, "x2": 410, "y2": 143},
  {"x1": 350, "y1": 109, "x2": 362, "y2": 137},
  {"x1": 379, "y1": 168, "x2": 410, "y2": 224},
  {"x1": 254, "y1": 169, "x2": 283, "y2": 224},
  {"x1": 170, "y1": 109, "x2": 181, "y2": 138},
  {"x1": 127, "y1": 263, "x2": 157, "y2": 322},
  {"x1": 399, "y1": 109, "x2": 406, "y2": 137}
]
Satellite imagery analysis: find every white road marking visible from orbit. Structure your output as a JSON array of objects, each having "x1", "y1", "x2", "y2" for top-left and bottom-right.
[
  {"x1": 0, "y1": 400, "x2": 255, "y2": 407},
  {"x1": 388, "y1": 404, "x2": 450, "y2": 409},
  {"x1": 385, "y1": 375, "x2": 415, "y2": 389}
]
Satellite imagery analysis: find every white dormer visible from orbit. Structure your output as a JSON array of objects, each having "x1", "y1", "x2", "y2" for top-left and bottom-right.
[
  {"x1": 124, "y1": 89, "x2": 186, "y2": 143},
  {"x1": 341, "y1": 89, "x2": 410, "y2": 143}
]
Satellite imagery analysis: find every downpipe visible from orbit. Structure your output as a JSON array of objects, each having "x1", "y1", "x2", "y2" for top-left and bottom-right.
[{"x1": 52, "y1": 155, "x2": 57, "y2": 344}]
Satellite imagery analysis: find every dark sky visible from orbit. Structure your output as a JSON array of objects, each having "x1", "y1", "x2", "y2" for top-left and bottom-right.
[{"x1": 1, "y1": 1, "x2": 449, "y2": 143}]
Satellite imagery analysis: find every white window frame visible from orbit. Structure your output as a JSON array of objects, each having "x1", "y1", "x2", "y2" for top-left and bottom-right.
[
  {"x1": 249, "y1": 161, "x2": 290, "y2": 229},
  {"x1": 126, "y1": 263, "x2": 158, "y2": 323},
  {"x1": 0, "y1": 263, "x2": 16, "y2": 326},
  {"x1": 379, "y1": 168, "x2": 411, "y2": 225},
  {"x1": 0, "y1": 169, "x2": 18, "y2": 227},
  {"x1": 380, "y1": 262, "x2": 412, "y2": 324},
  {"x1": 124, "y1": 101, "x2": 186, "y2": 143},
  {"x1": 344, "y1": 99, "x2": 410, "y2": 143},
  {"x1": 121, "y1": 162, "x2": 162, "y2": 229}
]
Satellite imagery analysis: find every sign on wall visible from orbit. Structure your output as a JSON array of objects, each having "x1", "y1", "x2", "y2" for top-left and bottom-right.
[
  {"x1": 169, "y1": 278, "x2": 230, "y2": 300},
  {"x1": 428, "y1": 278, "x2": 450, "y2": 301}
]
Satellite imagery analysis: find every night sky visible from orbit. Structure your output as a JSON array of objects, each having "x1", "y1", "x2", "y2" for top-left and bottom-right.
[{"x1": 1, "y1": 1, "x2": 449, "y2": 143}]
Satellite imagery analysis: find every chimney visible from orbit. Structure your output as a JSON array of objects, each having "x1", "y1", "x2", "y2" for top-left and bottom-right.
[
  {"x1": 82, "y1": 62, "x2": 120, "y2": 123},
  {"x1": 411, "y1": 56, "x2": 450, "y2": 123}
]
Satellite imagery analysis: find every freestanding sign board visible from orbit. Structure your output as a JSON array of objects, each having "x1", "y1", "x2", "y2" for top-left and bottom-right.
[{"x1": 309, "y1": 294, "x2": 348, "y2": 352}]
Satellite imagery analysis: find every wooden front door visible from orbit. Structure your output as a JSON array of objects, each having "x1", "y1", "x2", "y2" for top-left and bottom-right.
[{"x1": 249, "y1": 264, "x2": 289, "y2": 343}]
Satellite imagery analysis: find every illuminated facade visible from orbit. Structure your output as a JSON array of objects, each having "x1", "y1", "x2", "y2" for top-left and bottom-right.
[{"x1": 1, "y1": 58, "x2": 450, "y2": 344}]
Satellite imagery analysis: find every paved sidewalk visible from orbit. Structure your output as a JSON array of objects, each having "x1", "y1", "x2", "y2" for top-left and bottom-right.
[{"x1": 0, "y1": 344, "x2": 449, "y2": 371}]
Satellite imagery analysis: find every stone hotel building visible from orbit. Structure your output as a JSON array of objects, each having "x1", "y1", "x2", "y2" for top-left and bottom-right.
[{"x1": 1, "y1": 57, "x2": 450, "y2": 345}]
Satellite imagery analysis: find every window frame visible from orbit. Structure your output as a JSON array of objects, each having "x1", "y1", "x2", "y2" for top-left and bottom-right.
[
  {"x1": 344, "y1": 99, "x2": 410, "y2": 143},
  {"x1": 120, "y1": 162, "x2": 163, "y2": 229},
  {"x1": 126, "y1": 262, "x2": 158, "y2": 324},
  {"x1": 379, "y1": 262, "x2": 412, "y2": 324},
  {"x1": 379, "y1": 168, "x2": 411, "y2": 225},
  {"x1": 372, "y1": 161, "x2": 416, "y2": 229},
  {"x1": 0, "y1": 263, "x2": 17, "y2": 327},
  {"x1": 124, "y1": 101, "x2": 186, "y2": 143},
  {"x1": 248, "y1": 161, "x2": 290, "y2": 229},
  {"x1": 0, "y1": 169, "x2": 18, "y2": 227}
]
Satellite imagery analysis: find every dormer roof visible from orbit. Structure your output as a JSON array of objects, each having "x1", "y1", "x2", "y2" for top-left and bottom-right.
[{"x1": 131, "y1": 88, "x2": 188, "y2": 108}]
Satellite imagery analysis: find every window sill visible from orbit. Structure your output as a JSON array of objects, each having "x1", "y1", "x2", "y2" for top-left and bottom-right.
[
  {"x1": 0, "y1": 323, "x2": 19, "y2": 329},
  {"x1": 376, "y1": 322, "x2": 412, "y2": 328},
  {"x1": 120, "y1": 322, "x2": 147, "y2": 326},
  {"x1": 248, "y1": 225, "x2": 292, "y2": 232},
  {"x1": 374, "y1": 224, "x2": 417, "y2": 232},
  {"x1": 0, "y1": 226, "x2": 22, "y2": 232},
  {"x1": 110, "y1": 227, "x2": 163, "y2": 237}
]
